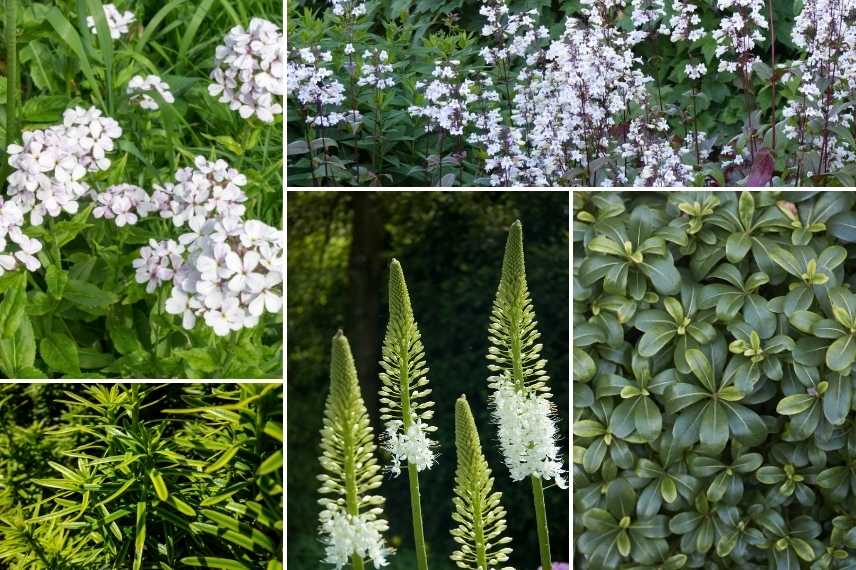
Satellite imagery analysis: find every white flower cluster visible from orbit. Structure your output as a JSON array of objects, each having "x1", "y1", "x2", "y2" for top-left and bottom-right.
[
  {"x1": 630, "y1": 0, "x2": 666, "y2": 33},
  {"x1": 6, "y1": 107, "x2": 122, "y2": 225},
  {"x1": 713, "y1": 0, "x2": 768, "y2": 73},
  {"x1": 478, "y1": 0, "x2": 549, "y2": 64},
  {"x1": 133, "y1": 239, "x2": 184, "y2": 294},
  {"x1": 92, "y1": 184, "x2": 155, "y2": 226},
  {"x1": 357, "y1": 49, "x2": 395, "y2": 90},
  {"x1": 782, "y1": 0, "x2": 856, "y2": 174},
  {"x1": 621, "y1": 117, "x2": 694, "y2": 186},
  {"x1": 491, "y1": 381, "x2": 566, "y2": 487},
  {"x1": 127, "y1": 75, "x2": 175, "y2": 110},
  {"x1": 0, "y1": 199, "x2": 42, "y2": 276},
  {"x1": 87, "y1": 4, "x2": 135, "y2": 40},
  {"x1": 151, "y1": 156, "x2": 248, "y2": 228},
  {"x1": 209, "y1": 18, "x2": 284, "y2": 123},
  {"x1": 330, "y1": 0, "x2": 366, "y2": 19},
  {"x1": 287, "y1": 48, "x2": 347, "y2": 127},
  {"x1": 664, "y1": 0, "x2": 706, "y2": 42},
  {"x1": 319, "y1": 510, "x2": 392, "y2": 569},
  {"x1": 409, "y1": 60, "x2": 476, "y2": 136},
  {"x1": 382, "y1": 419, "x2": 437, "y2": 476},
  {"x1": 685, "y1": 62, "x2": 707, "y2": 80}
]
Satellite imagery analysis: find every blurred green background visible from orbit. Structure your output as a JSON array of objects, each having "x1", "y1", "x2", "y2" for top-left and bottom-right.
[{"x1": 286, "y1": 191, "x2": 569, "y2": 569}]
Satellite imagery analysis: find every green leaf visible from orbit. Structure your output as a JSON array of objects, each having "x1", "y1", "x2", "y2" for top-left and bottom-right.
[
  {"x1": 588, "y1": 236, "x2": 626, "y2": 257},
  {"x1": 669, "y1": 512, "x2": 703, "y2": 534},
  {"x1": 606, "y1": 479, "x2": 636, "y2": 518},
  {"x1": 725, "y1": 233, "x2": 752, "y2": 263},
  {"x1": 257, "y1": 450, "x2": 283, "y2": 475},
  {"x1": 39, "y1": 332, "x2": 80, "y2": 375},
  {"x1": 684, "y1": 349, "x2": 716, "y2": 392},
  {"x1": 634, "y1": 396, "x2": 662, "y2": 441},
  {"x1": 768, "y1": 245, "x2": 804, "y2": 277},
  {"x1": 134, "y1": 502, "x2": 146, "y2": 570},
  {"x1": 665, "y1": 383, "x2": 709, "y2": 413},
  {"x1": 0, "y1": 273, "x2": 27, "y2": 339},
  {"x1": 574, "y1": 420, "x2": 607, "y2": 438},
  {"x1": 777, "y1": 394, "x2": 816, "y2": 415},
  {"x1": 179, "y1": 558, "x2": 252, "y2": 570},
  {"x1": 827, "y1": 334, "x2": 856, "y2": 372},
  {"x1": 149, "y1": 470, "x2": 169, "y2": 501},
  {"x1": 699, "y1": 402, "x2": 728, "y2": 449},
  {"x1": 738, "y1": 191, "x2": 755, "y2": 229},
  {"x1": 638, "y1": 324, "x2": 677, "y2": 357},
  {"x1": 757, "y1": 466, "x2": 786, "y2": 484},
  {"x1": 46, "y1": 264, "x2": 68, "y2": 299},
  {"x1": 660, "y1": 477, "x2": 678, "y2": 503},
  {"x1": 638, "y1": 254, "x2": 681, "y2": 295},
  {"x1": 824, "y1": 374, "x2": 852, "y2": 425},
  {"x1": 64, "y1": 279, "x2": 119, "y2": 309},
  {"x1": 0, "y1": 315, "x2": 36, "y2": 378},
  {"x1": 176, "y1": 348, "x2": 219, "y2": 373}
]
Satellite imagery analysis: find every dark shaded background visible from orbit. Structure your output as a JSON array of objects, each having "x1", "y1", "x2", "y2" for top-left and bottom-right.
[{"x1": 286, "y1": 191, "x2": 569, "y2": 569}]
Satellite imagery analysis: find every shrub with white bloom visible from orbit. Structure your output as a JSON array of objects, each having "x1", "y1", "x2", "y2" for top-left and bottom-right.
[
  {"x1": 92, "y1": 184, "x2": 156, "y2": 226},
  {"x1": 127, "y1": 75, "x2": 175, "y2": 110},
  {"x1": 320, "y1": 510, "x2": 391, "y2": 569},
  {"x1": 287, "y1": 48, "x2": 347, "y2": 127},
  {"x1": 491, "y1": 380, "x2": 566, "y2": 487},
  {"x1": 713, "y1": 0, "x2": 767, "y2": 74},
  {"x1": 209, "y1": 18, "x2": 284, "y2": 123},
  {"x1": 357, "y1": 49, "x2": 395, "y2": 90},
  {"x1": 87, "y1": 4, "x2": 135, "y2": 40},
  {"x1": 6, "y1": 106, "x2": 122, "y2": 225},
  {"x1": 383, "y1": 420, "x2": 436, "y2": 476},
  {"x1": 151, "y1": 156, "x2": 248, "y2": 228}
]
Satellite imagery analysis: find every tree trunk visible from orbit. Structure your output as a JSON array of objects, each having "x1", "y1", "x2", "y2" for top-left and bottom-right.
[{"x1": 347, "y1": 192, "x2": 385, "y2": 422}]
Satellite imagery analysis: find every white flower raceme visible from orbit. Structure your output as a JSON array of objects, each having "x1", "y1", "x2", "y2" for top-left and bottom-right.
[
  {"x1": 330, "y1": 0, "x2": 366, "y2": 18},
  {"x1": 87, "y1": 4, "x2": 135, "y2": 40},
  {"x1": 382, "y1": 419, "x2": 436, "y2": 476},
  {"x1": 664, "y1": 0, "x2": 706, "y2": 42},
  {"x1": 319, "y1": 510, "x2": 392, "y2": 569},
  {"x1": 408, "y1": 60, "x2": 474, "y2": 136},
  {"x1": 0, "y1": 199, "x2": 42, "y2": 276},
  {"x1": 287, "y1": 48, "x2": 347, "y2": 127},
  {"x1": 92, "y1": 184, "x2": 156, "y2": 226},
  {"x1": 151, "y1": 156, "x2": 248, "y2": 228},
  {"x1": 620, "y1": 117, "x2": 694, "y2": 186},
  {"x1": 6, "y1": 106, "x2": 122, "y2": 225},
  {"x1": 713, "y1": 0, "x2": 768, "y2": 74},
  {"x1": 357, "y1": 49, "x2": 395, "y2": 90},
  {"x1": 491, "y1": 380, "x2": 566, "y2": 487},
  {"x1": 478, "y1": 0, "x2": 549, "y2": 64},
  {"x1": 127, "y1": 75, "x2": 175, "y2": 110},
  {"x1": 209, "y1": 18, "x2": 284, "y2": 123}
]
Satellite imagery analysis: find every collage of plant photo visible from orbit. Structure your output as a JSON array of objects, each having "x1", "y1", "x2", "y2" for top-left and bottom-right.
[
  {"x1": 287, "y1": 0, "x2": 856, "y2": 187},
  {"x1": 0, "y1": 0, "x2": 286, "y2": 568}
]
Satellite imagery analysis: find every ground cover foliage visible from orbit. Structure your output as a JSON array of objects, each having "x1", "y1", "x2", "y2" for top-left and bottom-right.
[
  {"x1": 287, "y1": 192, "x2": 570, "y2": 569},
  {"x1": 573, "y1": 190, "x2": 856, "y2": 569},
  {"x1": 0, "y1": 0, "x2": 283, "y2": 378},
  {"x1": 288, "y1": 0, "x2": 856, "y2": 187},
  {"x1": 0, "y1": 382, "x2": 284, "y2": 569}
]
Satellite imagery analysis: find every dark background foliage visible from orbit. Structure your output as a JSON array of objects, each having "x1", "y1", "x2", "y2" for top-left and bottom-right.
[{"x1": 286, "y1": 191, "x2": 570, "y2": 569}]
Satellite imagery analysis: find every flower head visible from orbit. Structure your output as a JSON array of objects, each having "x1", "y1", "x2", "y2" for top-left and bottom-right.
[
  {"x1": 127, "y1": 75, "x2": 175, "y2": 110},
  {"x1": 87, "y1": 4, "x2": 135, "y2": 40}
]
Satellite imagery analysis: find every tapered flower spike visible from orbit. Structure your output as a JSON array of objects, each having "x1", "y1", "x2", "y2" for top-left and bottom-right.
[
  {"x1": 450, "y1": 395, "x2": 514, "y2": 570},
  {"x1": 486, "y1": 220, "x2": 566, "y2": 570},
  {"x1": 318, "y1": 330, "x2": 393, "y2": 569},
  {"x1": 379, "y1": 259, "x2": 437, "y2": 570}
]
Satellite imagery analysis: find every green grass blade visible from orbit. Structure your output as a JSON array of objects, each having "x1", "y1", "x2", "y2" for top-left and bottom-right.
[
  {"x1": 45, "y1": 7, "x2": 105, "y2": 109},
  {"x1": 179, "y1": 557, "x2": 252, "y2": 570},
  {"x1": 84, "y1": 0, "x2": 114, "y2": 113},
  {"x1": 136, "y1": 0, "x2": 186, "y2": 54},
  {"x1": 178, "y1": 0, "x2": 216, "y2": 64},
  {"x1": 256, "y1": 449, "x2": 282, "y2": 475},
  {"x1": 149, "y1": 469, "x2": 169, "y2": 501},
  {"x1": 134, "y1": 502, "x2": 146, "y2": 570}
]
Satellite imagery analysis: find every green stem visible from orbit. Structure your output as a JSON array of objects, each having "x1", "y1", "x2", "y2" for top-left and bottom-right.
[
  {"x1": 344, "y1": 404, "x2": 363, "y2": 570},
  {"x1": 407, "y1": 463, "x2": 429, "y2": 570},
  {"x1": 531, "y1": 476, "x2": 551, "y2": 570},
  {"x1": 3, "y1": 0, "x2": 19, "y2": 181}
]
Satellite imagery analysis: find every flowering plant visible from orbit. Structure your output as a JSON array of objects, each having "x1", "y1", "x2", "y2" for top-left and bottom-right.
[
  {"x1": 288, "y1": 0, "x2": 856, "y2": 186},
  {"x1": 0, "y1": 1, "x2": 283, "y2": 378}
]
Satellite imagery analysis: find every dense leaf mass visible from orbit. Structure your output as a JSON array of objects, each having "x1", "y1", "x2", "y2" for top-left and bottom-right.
[{"x1": 574, "y1": 190, "x2": 856, "y2": 569}]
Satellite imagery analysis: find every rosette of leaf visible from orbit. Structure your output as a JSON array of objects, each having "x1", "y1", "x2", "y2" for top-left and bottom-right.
[
  {"x1": 755, "y1": 445, "x2": 816, "y2": 506},
  {"x1": 706, "y1": 191, "x2": 790, "y2": 276},
  {"x1": 825, "y1": 515, "x2": 856, "y2": 565},
  {"x1": 449, "y1": 396, "x2": 513, "y2": 570},
  {"x1": 378, "y1": 259, "x2": 435, "y2": 570},
  {"x1": 578, "y1": 205, "x2": 686, "y2": 300},
  {"x1": 715, "y1": 506, "x2": 764, "y2": 559},
  {"x1": 687, "y1": 448, "x2": 763, "y2": 504},
  {"x1": 699, "y1": 263, "x2": 775, "y2": 336},
  {"x1": 572, "y1": 192, "x2": 627, "y2": 241},
  {"x1": 816, "y1": 452, "x2": 856, "y2": 503},
  {"x1": 776, "y1": 193, "x2": 855, "y2": 245},
  {"x1": 594, "y1": 352, "x2": 677, "y2": 442},
  {"x1": 753, "y1": 509, "x2": 821, "y2": 567},
  {"x1": 663, "y1": 348, "x2": 767, "y2": 450},
  {"x1": 318, "y1": 331, "x2": 391, "y2": 570},
  {"x1": 792, "y1": 286, "x2": 856, "y2": 373},
  {"x1": 767, "y1": 243, "x2": 846, "y2": 317},
  {"x1": 724, "y1": 322, "x2": 794, "y2": 393},
  {"x1": 578, "y1": 479, "x2": 670, "y2": 568},
  {"x1": 634, "y1": 286, "x2": 718, "y2": 374},
  {"x1": 667, "y1": 191, "x2": 721, "y2": 240},
  {"x1": 775, "y1": 361, "x2": 853, "y2": 439},
  {"x1": 574, "y1": 457, "x2": 625, "y2": 513},
  {"x1": 668, "y1": 494, "x2": 738, "y2": 555},
  {"x1": 487, "y1": 220, "x2": 564, "y2": 569},
  {"x1": 632, "y1": 433, "x2": 700, "y2": 518},
  {"x1": 573, "y1": 398, "x2": 637, "y2": 474}
]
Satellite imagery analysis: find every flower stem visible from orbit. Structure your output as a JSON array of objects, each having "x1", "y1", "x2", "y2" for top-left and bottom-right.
[
  {"x1": 3, "y1": 0, "x2": 19, "y2": 180},
  {"x1": 407, "y1": 462, "x2": 429, "y2": 570},
  {"x1": 531, "y1": 475, "x2": 551, "y2": 570}
]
